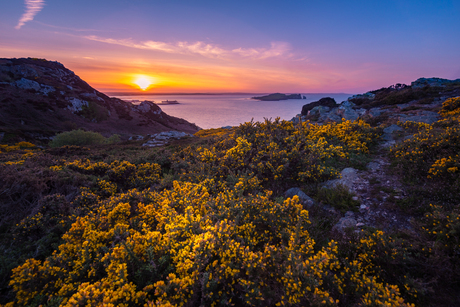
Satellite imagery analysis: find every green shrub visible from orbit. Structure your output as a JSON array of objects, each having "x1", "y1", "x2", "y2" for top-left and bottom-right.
[
  {"x1": 49, "y1": 129, "x2": 119, "y2": 147},
  {"x1": 316, "y1": 183, "x2": 360, "y2": 213}
]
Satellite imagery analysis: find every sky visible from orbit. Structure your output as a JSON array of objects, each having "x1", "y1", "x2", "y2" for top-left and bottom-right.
[{"x1": 1, "y1": 0, "x2": 459, "y2": 94}]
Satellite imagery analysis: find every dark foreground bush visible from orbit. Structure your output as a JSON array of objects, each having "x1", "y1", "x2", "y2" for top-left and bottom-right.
[{"x1": 49, "y1": 129, "x2": 120, "y2": 147}]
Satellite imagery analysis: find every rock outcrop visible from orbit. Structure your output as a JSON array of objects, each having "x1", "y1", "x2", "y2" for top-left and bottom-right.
[
  {"x1": 411, "y1": 77, "x2": 460, "y2": 89},
  {"x1": 292, "y1": 77, "x2": 460, "y2": 126},
  {"x1": 300, "y1": 97, "x2": 338, "y2": 115},
  {"x1": 0, "y1": 58, "x2": 199, "y2": 142}
]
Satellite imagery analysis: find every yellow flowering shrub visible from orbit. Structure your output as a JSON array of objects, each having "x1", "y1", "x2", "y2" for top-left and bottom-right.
[
  {"x1": 390, "y1": 115, "x2": 460, "y2": 203},
  {"x1": 6, "y1": 180, "x2": 413, "y2": 306},
  {"x1": 439, "y1": 96, "x2": 460, "y2": 118},
  {"x1": 173, "y1": 118, "x2": 378, "y2": 192}
]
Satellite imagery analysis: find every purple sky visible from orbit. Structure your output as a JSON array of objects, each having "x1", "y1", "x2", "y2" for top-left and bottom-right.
[{"x1": 1, "y1": 0, "x2": 459, "y2": 93}]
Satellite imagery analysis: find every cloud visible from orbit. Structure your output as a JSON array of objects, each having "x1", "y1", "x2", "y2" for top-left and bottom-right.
[
  {"x1": 83, "y1": 35, "x2": 291, "y2": 60},
  {"x1": 232, "y1": 42, "x2": 292, "y2": 59},
  {"x1": 16, "y1": 0, "x2": 45, "y2": 30}
]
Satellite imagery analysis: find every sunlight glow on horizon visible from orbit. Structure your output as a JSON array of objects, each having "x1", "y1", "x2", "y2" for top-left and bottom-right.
[{"x1": 133, "y1": 76, "x2": 154, "y2": 91}]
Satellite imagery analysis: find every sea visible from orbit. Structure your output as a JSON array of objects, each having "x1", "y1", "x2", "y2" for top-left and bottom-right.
[{"x1": 112, "y1": 93, "x2": 354, "y2": 129}]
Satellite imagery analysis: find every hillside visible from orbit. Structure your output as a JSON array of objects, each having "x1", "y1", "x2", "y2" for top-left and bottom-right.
[
  {"x1": 0, "y1": 58, "x2": 199, "y2": 143},
  {"x1": 1, "y1": 76, "x2": 460, "y2": 306}
]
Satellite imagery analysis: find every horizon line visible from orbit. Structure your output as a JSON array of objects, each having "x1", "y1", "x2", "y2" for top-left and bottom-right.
[{"x1": 106, "y1": 91, "x2": 354, "y2": 96}]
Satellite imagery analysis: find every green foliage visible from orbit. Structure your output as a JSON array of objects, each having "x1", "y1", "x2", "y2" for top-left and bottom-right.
[
  {"x1": 316, "y1": 184, "x2": 360, "y2": 213},
  {"x1": 49, "y1": 129, "x2": 120, "y2": 147},
  {"x1": 77, "y1": 100, "x2": 109, "y2": 122}
]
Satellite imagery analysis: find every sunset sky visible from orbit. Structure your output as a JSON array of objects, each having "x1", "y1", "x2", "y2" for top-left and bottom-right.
[{"x1": 1, "y1": 0, "x2": 459, "y2": 94}]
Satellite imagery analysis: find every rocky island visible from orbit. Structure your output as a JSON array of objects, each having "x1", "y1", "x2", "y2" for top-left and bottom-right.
[{"x1": 251, "y1": 93, "x2": 304, "y2": 101}]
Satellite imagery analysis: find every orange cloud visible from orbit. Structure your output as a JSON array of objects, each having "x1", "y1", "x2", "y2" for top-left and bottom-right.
[{"x1": 16, "y1": 0, "x2": 45, "y2": 30}]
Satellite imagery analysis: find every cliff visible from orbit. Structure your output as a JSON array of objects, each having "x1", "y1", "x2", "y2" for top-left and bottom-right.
[{"x1": 0, "y1": 58, "x2": 199, "y2": 142}]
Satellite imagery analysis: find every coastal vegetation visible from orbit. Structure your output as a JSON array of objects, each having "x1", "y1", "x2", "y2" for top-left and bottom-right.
[
  {"x1": 49, "y1": 130, "x2": 121, "y2": 148},
  {"x1": 1, "y1": 96, "x2": 460, "y2": 306}
]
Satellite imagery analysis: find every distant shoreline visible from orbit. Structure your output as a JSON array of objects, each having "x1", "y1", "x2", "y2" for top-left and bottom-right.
[{"x1": 107, "y1": 92, "x2": 352, "y2": 96}]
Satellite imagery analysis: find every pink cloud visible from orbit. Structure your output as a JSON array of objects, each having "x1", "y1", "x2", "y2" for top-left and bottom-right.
[
  {"x1": 232, "y1": 42, "x2": 292, "y2": 59},
  {"x1": 83, "y1": 35, "x2": 291, "y2": 60},
  {"x1": 15, "y1": 0, "x2": 45, "y2": 30}
]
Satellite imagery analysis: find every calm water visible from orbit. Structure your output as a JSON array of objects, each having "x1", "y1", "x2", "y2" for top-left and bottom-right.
[{"x1": 113, "y1": 94, "x2": 353, "y2": 129}]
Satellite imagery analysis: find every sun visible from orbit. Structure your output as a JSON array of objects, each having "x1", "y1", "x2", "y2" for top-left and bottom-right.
[{"x1": 134, "y1": 76, "x2": 153, "y2": 91}]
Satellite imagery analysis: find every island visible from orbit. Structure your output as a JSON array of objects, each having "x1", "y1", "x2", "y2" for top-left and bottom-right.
[{"x1": 251, "y1": 93, "x2": 303, "y2": 101}]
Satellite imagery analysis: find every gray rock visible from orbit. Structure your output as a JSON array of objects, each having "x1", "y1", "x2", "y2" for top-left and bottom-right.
[
  {"x1": 396, "y1": 103, "x2": 411, "y2": 109},
  {"x1": 348, "y1": 92, "x2": 375, "y2": 100},
  {"x1": 142, "y1": 131, "x2": 193, "y2": 147},
  {"x1": 309, "y1": 106, "x2": 330, "y2": 116},
  {"x1": 322, "y1": 167, "x2": 358, "y2": 191},
  {"x1": 66, "y1": 98, "x2": 88, "y2": 113},
  {"x1": 383, "y1": 124, "x2": 403, "y2": 134},
  {"x1": 366, "y1": 161, "x2": 381, "y2": 171},
  {"x1": 40, "y1": 84, "x2": 55, "y2": 96},
  {"x1": 128, "y1": 135, "x2": 144, "y2": 141},
  {"x1": 284, "y1": 188, "x2": 315, "y2": 208},
  {"x1": 369, "y1": 108, "x2": 383, "y2": 117},
  {"x1": 399, "y1": 111, "x2": 439, "y2": 124},
  {"x1": 382, "y1": 124, "x2": 403, "y2": 141},
  {"x1": 134, "y1": 101, "x2": 153, "y2": 113},
  {"x1": 336, "y1": 102, "x2": 360, "y2": 121},
  {"x1": 334, "y1": 211, "x2": 357, "y2": 232},
  {"x1": 411, "y1": 77, "x2": 460, "y2": 89},
  {"x1": 15, "y1": 78, "x2": 40, "y2": 91},
  {"x1": 381, "y1": 140, "x2": 396, "y2": 148},
  {"x1": 320, "y1": 112, "x2": 341, "y2": 122}
]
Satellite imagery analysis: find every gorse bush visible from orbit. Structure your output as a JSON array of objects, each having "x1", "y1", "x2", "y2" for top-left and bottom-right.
[
  {"x1": 49, "y1": 129, "x2": 120, "y2": 147},
  {"x1": 174, "y1": 118, "x2": 379, "y2": 193},
  {"x1": 3, "y1": 114, "x2": 460, "y2": 306},
  {"x1": 389, "y1": 110, "x2": 460, "y2": 204},
  {"x1": 7, "y1": 182, "x2": 414, "y2": 307}
]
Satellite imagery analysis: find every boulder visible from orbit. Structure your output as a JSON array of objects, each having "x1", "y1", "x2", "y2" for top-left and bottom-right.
[
  {"x1": 322, "y1": 168, "x2": 358, "y2": 191},
  {"x1": 15, "y1": 78, "x2": 40, "y2": 91},
  {"x1": 382, "y1": 124, "x2": 403, "y2": 141},
  {"x1": 333, "y1": 211, "x2": 357, "y2": 232},
  {"x1": 301, "y1": 97, "x2": 338, "y2": 116},
  {"x1": 284, "y1": 188, "x2": 315, "y2": 208}
]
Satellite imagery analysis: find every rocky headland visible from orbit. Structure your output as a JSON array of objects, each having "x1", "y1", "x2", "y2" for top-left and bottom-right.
[
  {"x1": 0, "y1": 58, "x2": 199, "y2": 143},
  {"x1": 292, "y1": 77, "x2": 460, "y2": 127}
]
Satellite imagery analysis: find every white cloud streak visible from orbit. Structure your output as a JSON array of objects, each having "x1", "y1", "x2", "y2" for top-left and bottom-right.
[
  {"x1": 16, "y1": 0, "x2": 45, "y2": 30},
  {"x1": 83, "y1": 35, "x2": 292, "y2": 60}
]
